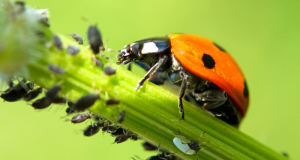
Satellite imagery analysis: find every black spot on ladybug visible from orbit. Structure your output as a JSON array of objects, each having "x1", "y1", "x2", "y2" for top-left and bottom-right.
[
  {"x1": 213, "y1": 42, "x2": 226, "y2": 52},
  {"x1": 243, "y1": 81, "x2": 249, "y2": 98},
  {"x1": 202, "y1": 54, "x2": 215, "y2": 69}
]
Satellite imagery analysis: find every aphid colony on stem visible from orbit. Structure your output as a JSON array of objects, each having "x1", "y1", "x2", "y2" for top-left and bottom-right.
[
  {"x1": 0, "y1": 13, "x2": 143, "y2": 156},
  {"x1": 0, "y1": 3, "x2": 213, "y2": 158}
]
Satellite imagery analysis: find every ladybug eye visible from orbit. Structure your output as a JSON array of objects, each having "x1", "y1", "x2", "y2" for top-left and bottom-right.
[
  {"x1": 168, "y1": 72, "x2": 182, "y2": 83},
  {"x1": 130, "y1": 43, "x2": 140, "y2": 55}
]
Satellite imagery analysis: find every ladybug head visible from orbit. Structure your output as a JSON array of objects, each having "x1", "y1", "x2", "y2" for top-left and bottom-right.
[{"x1": 117, "y1": 43, "x2": 141, "y2": 65}]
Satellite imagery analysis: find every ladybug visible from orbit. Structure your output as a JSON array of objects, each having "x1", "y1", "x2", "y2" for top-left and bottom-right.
[{"x1": 117, "y1": 34, "x2": 249, "y2": 126}]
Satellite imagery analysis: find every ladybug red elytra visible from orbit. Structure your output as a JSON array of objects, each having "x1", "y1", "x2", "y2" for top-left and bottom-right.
[{"x1": 117, "y1": 34, "x2": 249, "y2": 126}]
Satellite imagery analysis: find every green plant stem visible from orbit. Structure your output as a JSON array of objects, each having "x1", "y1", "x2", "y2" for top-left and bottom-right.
[
  {"x1": 0, "y1": 2, "x2": 287, "y2": 160},
  {"x1": 4, "y1": 38, "x2": 285, "y2": 160}
]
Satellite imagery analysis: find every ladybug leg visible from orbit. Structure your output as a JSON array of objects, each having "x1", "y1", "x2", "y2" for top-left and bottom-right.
[
  {"x1": 193, "y1": 89, "x2": 227, "y2": 110},
  {"x1": 127, "y1": 63, "x2": 132, "y2": 71},
  {"x1": 178, "y1": 70, "x2": 187, "y2": 120},
  {"x1": 134, "y1": 61, "x2": 165, "y2": 85},
  {"x1": 135, "y1": 55, "x2": 168, "y2": 91}
]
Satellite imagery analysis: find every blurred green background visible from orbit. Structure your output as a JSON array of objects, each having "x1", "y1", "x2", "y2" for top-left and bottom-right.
[{"x1": 0, "y1": 0, "x2": 299, "y2": 159}]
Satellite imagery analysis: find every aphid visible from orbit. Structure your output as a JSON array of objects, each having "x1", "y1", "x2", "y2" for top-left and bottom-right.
[
  {"x1": 66, "y1": 107, "x2": 75, "y2": 115},
  {"x1": 15, "y1": 1, "x2": 25, "y2": 7},
  {"x1": 48, "y1": 64, "x2": 65, "y2": 75},
  {"x1": 117, "y1": 110, "x2": 125, "y2": 124},
  {"x1": 87, "y1": 25, "x2": 103, "y2": 54},
  {"x1": 66, "y1": 101, "x2": 75, "y2": 114},
  {"x1": 146, "y1": 153, "x2": 174, "y2": 160},
  {"x1": 31, "y1": 97, "x2": 52, "y2": 109},
  {"x1": 83, "y1": 123, "x2": 101, "y2": 137},
  {"x1": 52, "y1": 35, "x2": 63, "y2": 51},
  {"x1": 96, "y1": 121, "x2": 106, "y2": 128},
  {"x1": 130, "y1": 134, "x2": 138, "y2": 141},
  {"x1": 68, "y1": 33, "x2": 83, "y2": 45},
  {"x1": 39, "y1": 18, "x2": 50, "y2": 27},
  {"x1": 173, "y1": 131, "x2": 208, "y2": 158},
  {"x1": 14, "y1": 1, "x2": 25, "y2": 14},
  {"x1": 67, "y1": 45, "x2": 80, "y2": 56},
  {"x1": 0, "y1": 88, "x2": 27, "y2": 102},
  {"x1": 281, "y1": 152, "x2": 289, "y2": 158},
  {"x1": 23, "y1": 87, "x2": 43, "y2": 101},
  {"x1": 113, "y1": 130, "x2": 137, "y2": 143},
  {"x1": 145, "y1": 144, "x2": 178, "y2": 160},
  {"x1": 93, "y1": 115, "x2": 102, "y2": 121},
  {"x1": 142, "y1": 142, "x2": 157, "y2": 151},
  {"x1": 67, "y1": 101, "x2": 74, "y2": 107},
  {"x1": 45, "y1": 85, "x2": 62, "y2": 101},
  {"x1": 111, "y1": 128, "x2": 125, "y2": 136},
  {"x1": 36, "y1": 9, "x2": 50, "y2": 27},
  {"x1": 92, "y1": 57, "x2": 103, "y2": 68},
  {"x1": 51, "y1": 96, "x2": 67, "y2": 104},
  {"x1": 114, "y1": 134, "x2": 130, "y2": 144},
  {"x1": 71, "y1": 113, "x2": 92, "y2": 124},
  {"x1": 26, "y1": 82, "x2": 35, "y2": 90},
  {"x1": 104, "y1": 66, "x2": 116, "y2": 75},
  {"x1": 72, "y1": 94, "x2": 100, "y2": 112},
  {"x1": 7, "y1": 80, "x2": 14, "y2": 88},
  {"x1": 127, "y1": 63, "x2": 132, "y2": 71},
  {"x1": 1, "y1": 83, "x2": 29, "y2": 102},
  {"x1": 102, "y1": 126, "x2": 117, "y2": 133},
  {"x1": 106, "y1": 99, "x2": 120, "y2": 105}
]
